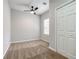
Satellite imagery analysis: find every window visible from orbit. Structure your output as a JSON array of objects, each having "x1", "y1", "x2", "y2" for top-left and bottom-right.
[{"x1": 43, "y1": 18, "x2": 49, "y2": 35}]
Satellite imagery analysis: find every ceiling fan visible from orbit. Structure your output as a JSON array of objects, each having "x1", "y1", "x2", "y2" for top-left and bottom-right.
[{"x1": 24, "y1": 5, "x2": 38, "y2": 15}]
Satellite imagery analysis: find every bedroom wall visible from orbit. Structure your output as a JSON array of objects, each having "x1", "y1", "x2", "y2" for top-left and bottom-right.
[
  {"x1": 40, "y1": 11, "x2": 49, "y2": 42},
  {"x1": 49, "y1": 0, "x2": 56, "y2": 50},
  {"x1": 11, "y1": 9, "x2": 40, "y2": 43},
  {"x1": 3, "y1": 0, "x2": 11, "y2": 55}
]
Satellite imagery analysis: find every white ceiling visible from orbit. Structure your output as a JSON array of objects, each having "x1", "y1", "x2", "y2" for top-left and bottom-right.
[{"x1": 8, "y1": 0, "x2": 49, "y2": 15}]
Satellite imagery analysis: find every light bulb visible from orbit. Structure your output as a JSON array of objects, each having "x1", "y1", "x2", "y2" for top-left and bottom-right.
[{"x1": 30, "y1": 11, "x2": 34, "y2": 14}]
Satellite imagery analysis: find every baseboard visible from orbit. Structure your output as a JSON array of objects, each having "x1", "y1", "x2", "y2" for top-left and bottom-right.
[
  {"x1": 3, "y1": 42, "x2": 11, "y2": 57},
  {"x1": 40, "y1": 38, "x2": 49, "y2": 43},
  {"x1": 68, "y1": 54, "x2": 76, "y2": 59},
  {"x1": 10, "y1": 39, "x2": 40, "y2": 44},
  {"x1": 49, "y1": 47, "x2": 76, "y2": 59},
  {"x1": 49, "y1": 47, "x2": 56, "y2": 52},
  {"x1": 57, "y1": 49, "x2": 76, "y2": 59}
]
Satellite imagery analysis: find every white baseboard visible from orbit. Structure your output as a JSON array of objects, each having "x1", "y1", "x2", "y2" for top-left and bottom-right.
[
  {"x1": 68, "y1": 54, "x2": 76, "y2": 59},
  {"x1": 57, "y1": 49, "x2": 76, "y2": 59},
  {"x1": 40, "y1": 39, "x2": 49, "y2": 43},
  {"x1": 49, "y1": 47, "x2": 76, "y2": 59},
  {"x1": 40, "y1": 38, "x2": 49, "y2": 43},
  {"x1": 49, "y1": 47, "x2": 56, "y2": 52},
  {"x1": 10, "y1": 39, "x2": 40, "y2": 43},
  {"x1": 3, "y1": 42, "x2": 11, "y2": 57}
]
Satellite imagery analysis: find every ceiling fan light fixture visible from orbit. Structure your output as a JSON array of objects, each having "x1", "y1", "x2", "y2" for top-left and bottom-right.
[{"x1": 30, "y1": 11, "x2": 34, "y2": 14}]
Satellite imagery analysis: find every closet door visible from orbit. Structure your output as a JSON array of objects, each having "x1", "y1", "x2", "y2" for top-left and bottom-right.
[{"x1": 56, "y1": 1, "x2": 76, "y2": 59}]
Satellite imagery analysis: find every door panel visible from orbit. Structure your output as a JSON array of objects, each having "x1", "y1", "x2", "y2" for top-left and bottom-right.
[{"x1": 56, "y1": 1, "x2": 76, "y2": 59}]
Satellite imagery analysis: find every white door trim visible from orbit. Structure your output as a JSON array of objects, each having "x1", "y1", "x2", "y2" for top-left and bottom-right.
[{"x1": 55, "y1": 0, "x2": 75, "y2": 10}]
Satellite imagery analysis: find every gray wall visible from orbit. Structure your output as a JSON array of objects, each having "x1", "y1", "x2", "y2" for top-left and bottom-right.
[
  {"x1": 11, "y1": 9, "x2": 40, "y2": 42},
  {"x1": 49, "y1": 0, "x2": 56, "y2": 50},
  {"x1": 40, "y1": 11, "x2": 49, "y2": 42},
  {"x1": 3, "y1": 0, "x2": 11, "y2": 55}
]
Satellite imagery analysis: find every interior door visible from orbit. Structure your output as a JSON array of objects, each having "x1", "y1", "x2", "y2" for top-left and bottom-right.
[{"x1": 56, "y1": 1, "x2": 76, "y2": 59}]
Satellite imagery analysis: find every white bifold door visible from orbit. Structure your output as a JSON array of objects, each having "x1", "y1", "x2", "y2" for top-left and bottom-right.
[{"x1": 56, "y1": 1, "x2": 76, "y2": 59}]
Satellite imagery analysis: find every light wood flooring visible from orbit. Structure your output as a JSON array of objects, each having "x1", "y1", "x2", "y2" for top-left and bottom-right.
[{"x1": 4, "y1": 40, "x2": 68, "y2": 59}]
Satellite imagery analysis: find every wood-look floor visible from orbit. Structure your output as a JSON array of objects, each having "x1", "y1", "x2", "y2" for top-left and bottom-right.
[{"x1": 4, "y1": 40, "x2": 68, "y2": 59}]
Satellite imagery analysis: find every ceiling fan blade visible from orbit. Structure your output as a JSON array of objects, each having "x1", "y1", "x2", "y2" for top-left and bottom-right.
[
  {"x1": 31, "y1": 6, "x2": 33, "y2": 8},
  {"x1": 24, "y1": 10, "x2": 31, "y2": 12},
  {"x1": 35, "y1": 7, "x2": 38, "y2": 10}
]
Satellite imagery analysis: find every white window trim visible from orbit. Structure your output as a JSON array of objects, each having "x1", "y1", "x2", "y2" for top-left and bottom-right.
[{"x1": 43, "y1": 18, "x2": 49, "y2": 35}]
